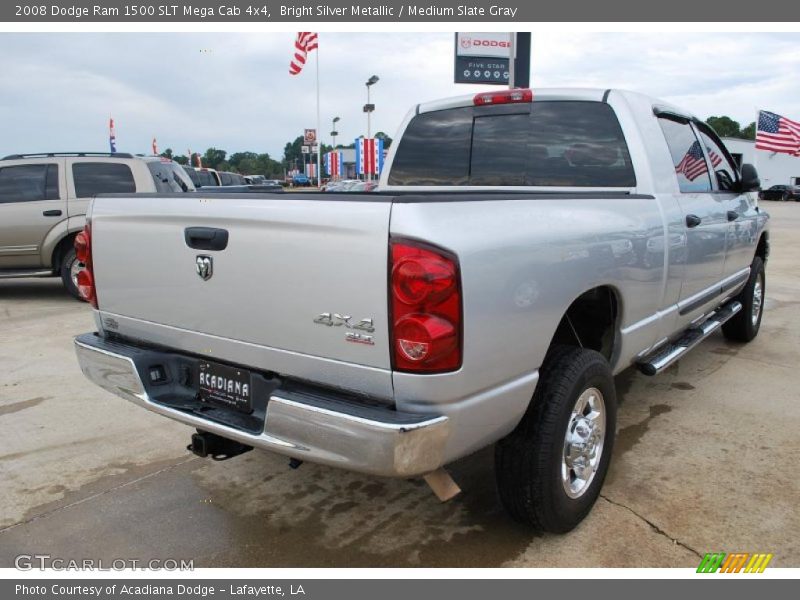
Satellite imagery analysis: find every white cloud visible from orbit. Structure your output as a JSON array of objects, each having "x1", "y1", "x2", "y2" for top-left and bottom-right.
[{"x1": 0, "y1": 32, "x2": 798, "y2": 160}]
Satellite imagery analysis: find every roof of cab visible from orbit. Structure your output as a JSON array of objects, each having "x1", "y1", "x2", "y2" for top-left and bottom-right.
[
  {"x1": 415, "y1": 87, "x2": 699, "y2": 122},
  {"x1": 417, "y1": 88, "x2": 609, "y2": 114}
]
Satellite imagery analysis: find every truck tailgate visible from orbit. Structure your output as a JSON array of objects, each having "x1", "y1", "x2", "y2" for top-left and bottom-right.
[{"x1": 90, "y1": 194, "x2": 392, "y2": 373}]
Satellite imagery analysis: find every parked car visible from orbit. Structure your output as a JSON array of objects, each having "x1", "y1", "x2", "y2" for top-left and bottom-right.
[
  {"x1": 291, "y1": 173, "x2": 311, "y2": 186},
  {"x1": 218, "y1": 171, "x2": 247, "y2": 186},
  {"x1": 0, "y1": 152, "x2": 194, "y2": 298},
  {"x1": 759, "y1": 184, "x2": 800, "y2": 201},
  {"x1": 182, "y1": 166, "x2": 221, "y2": 188},
  {"x1": 196, "y1": 184, "x2": 283, "y2": 193},
  {"x1": 326, "y1": 179, "x2": 360, "y2": 191},
  {"x1": 350, "y1": 180, "x2": 379, "y2": 192},
  {"x1": 74, "y1": 88, "x2": 768, "y2": 533}
]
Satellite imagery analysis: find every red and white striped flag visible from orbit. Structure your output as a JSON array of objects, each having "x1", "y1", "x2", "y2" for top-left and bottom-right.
[
  {"x1": 756, "y1": 110, "x2": 800, "y2": 156},
  {"x1": 289, "y1": 32, "x2": 318, "y2": 76},
  {"x1": 152, "y1": 137, "x2": 158, "y2": 155},
  {"x1": 109, "y1": 117, "x2": 116, "y2": 153}
]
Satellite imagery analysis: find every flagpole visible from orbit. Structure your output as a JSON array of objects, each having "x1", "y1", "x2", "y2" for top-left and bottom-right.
[{"x1": 315, "y1": 42, "x2": 322, "y2": 189}]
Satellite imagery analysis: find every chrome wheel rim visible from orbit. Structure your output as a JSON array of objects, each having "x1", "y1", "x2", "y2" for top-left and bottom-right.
[
  {"x1": 562, "y1": 387, "x2": 606, "y2": 499},
  {"x1": 70, "y1": 259, "x2": 85, "y2": 287},
  {"x1": 751, "y1": 274, "x2": 764, "y2": 326}
]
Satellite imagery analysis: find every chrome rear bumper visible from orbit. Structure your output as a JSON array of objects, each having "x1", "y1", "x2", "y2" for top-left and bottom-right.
[{"x1": 74, "y1": 333, "x2": 449, "y2": 477}]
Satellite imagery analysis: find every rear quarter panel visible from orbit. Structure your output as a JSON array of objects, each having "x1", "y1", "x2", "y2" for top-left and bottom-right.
[{"x1": 390, "y1": 195, "x2": 667, "y2": 460}]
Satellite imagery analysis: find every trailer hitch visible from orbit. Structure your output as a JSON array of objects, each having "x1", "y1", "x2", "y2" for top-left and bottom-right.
[{"x1": 188, "y1": 430, "x2": 253, "y2": 461}]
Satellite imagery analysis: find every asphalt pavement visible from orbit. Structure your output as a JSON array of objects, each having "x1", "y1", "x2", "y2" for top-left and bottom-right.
[{"x1": 1, "y1": 202, "x2": 798, "y2": 568}]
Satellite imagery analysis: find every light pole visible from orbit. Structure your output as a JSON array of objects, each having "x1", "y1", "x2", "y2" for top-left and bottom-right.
[
  {"x1": 331, "y1": 116, "x2": 340, "y2": 150},
  {"x1": 364, "y1": 75, "x2": 379, "y2": 180},
  {"x1": 331, "y1": 116, "x2": 340, "y2": 180}
]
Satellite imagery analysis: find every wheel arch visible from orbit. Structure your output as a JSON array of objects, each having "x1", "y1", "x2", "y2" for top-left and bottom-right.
[
  {"x1": 755, "y1": 231, "x2": 769, "y2": 263},
  {"x1": 546, "y1": 285, "x2": 622, "y2": 364}
]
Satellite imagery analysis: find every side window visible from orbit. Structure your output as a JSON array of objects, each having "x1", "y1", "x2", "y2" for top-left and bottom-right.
[
  {"x1": 470, "y1": 113, "x2": 530, "y2": 186},
  {"x1": 696, "y1": 127, "x2": 739, "y2": 192},
  {"x1": 387, "y1": 107, "x2": 472, "y2": 186},
  {"x1": 72, "y1": 162, "x2": 136, "y2": 197},
  {"x1": 183, "y1": 167, "x2": 201, "y2": 187},
  {"x1": 198, "y1": 171, "x2": 215, "y2": 187},
  {"x1": 0, "y1": 164, "x2": 59, "y2": 203},
  {"x1": 658, "y1": 118, "x2": 712, "y2": 193}
]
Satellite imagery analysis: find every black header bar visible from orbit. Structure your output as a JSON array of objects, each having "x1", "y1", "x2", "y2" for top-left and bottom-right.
[{"x1": 3, "y1": 0, "x2": 799, "y2": 22}]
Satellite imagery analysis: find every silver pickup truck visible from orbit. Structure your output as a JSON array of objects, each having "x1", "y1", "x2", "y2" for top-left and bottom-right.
[{"x1": 74, "y1": 88, "x2": 769, "y2": 532}]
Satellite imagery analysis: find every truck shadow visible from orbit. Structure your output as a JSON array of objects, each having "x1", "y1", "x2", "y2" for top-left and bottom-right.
[{"x1": 0, "y1": 278, "x2": 76, "y2": 303}]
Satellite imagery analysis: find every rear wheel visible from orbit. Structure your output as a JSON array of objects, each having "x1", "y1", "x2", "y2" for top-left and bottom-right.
[
  {"x1": 59, "y1": 246, "x2": 84, "y2": 300},
  {"x1": 495, "y1": 346, "x2": 617, "y2": 532},
  {"x1": 722, "y1": 256, "x2": 765, "y2": 343}
]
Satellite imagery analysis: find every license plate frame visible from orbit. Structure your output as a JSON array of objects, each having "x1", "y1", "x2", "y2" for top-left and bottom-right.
[{"x1": 198, "y1": 360, "x2": 253, "y2": 413}]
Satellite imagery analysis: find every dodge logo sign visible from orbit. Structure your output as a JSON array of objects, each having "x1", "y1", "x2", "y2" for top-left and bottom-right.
[{"x1": 196, "y1": 255, "x2": 213, "y2": 281}]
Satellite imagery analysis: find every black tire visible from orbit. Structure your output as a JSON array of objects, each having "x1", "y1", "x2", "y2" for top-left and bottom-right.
[
  {"x1": 782, "y1": 192, "x2": 790, "y2": 202},
  {"x1": 59, "y1": 246, "x2": 83, "y2": 300},
  {"x1": 495, "y1": 345, "x2": 617, "y2": 532},
  {"x1": 722, "y1": 256, "x2": 765, "y2": 343}
]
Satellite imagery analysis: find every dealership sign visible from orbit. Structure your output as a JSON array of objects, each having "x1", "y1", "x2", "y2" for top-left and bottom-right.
[
  {"x1": 456, "y1": 33, "x2": 512, "y2": 57},
  {"x1": 454, "y1": 32, "x2": 511, "y2": 84}
]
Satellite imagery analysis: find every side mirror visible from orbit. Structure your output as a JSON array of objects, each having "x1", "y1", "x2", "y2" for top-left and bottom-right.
[{"x1": 740, "y1": 163, "x2": 760, "y2": 192}]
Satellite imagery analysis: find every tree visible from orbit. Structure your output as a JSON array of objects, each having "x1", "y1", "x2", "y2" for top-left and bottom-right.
[
  {"x1": 202, "y1": 148, "x2": 227, "y2": 170},
  {"x1": 704, "y1": 116, "x2": 756, "y2": 141},
  {"x1": 740, "y1": 122, "x2": 756, "y2": 141},
  {"x1": 159, "y1": 148, "x2": 174, "y2": 160},
  {"x1": 705, "y1": 116, "x2": 742, "y2": 138},
  {"x1": 374, "y1": 131, "x2": 393, "y2": 148}
]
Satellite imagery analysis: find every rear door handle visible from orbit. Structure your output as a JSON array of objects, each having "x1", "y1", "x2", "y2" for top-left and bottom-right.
[
  {"x1": 184, "y1": 227, "x2": 229, "y2": 251},
  {"x1": 42, "y1": 209, "x2": 62, "y2": 217},
  {"x1": 727, "y1": 210, "x2": 739, "y2": 222},
  {"x1": 685, "y1": 214, "x2": 702, "y2": 228}
]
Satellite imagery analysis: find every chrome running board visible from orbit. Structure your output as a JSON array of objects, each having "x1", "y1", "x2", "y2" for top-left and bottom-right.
[{"x1": 637, "y1": 300, "x2": 742, "y2": 376}]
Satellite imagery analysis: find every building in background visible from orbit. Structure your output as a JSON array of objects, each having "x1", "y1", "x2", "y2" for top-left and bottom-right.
[{"x1": 723, "y1": 137, "x2": 800, "y2": 188}]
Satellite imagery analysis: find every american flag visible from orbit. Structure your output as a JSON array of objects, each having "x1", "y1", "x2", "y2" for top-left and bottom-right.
[
  {"x1": 675, "y1": 140, "x2": 711, "y2": 182},
  {"x1": 289, "y1": 32, "x2": 318, "y2": 76},
  {"x1": 756, "y1": 110, "x2": 800, "y2": 156},
  {"x1": 109, "y1": 117, "x2": 116, "y2": 153}
]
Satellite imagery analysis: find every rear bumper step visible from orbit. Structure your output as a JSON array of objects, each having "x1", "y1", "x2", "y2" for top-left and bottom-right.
[
  {"x1": 74, "y1": 333, "x2": 449, "y2": 477},
  {"x1": 636, "y1": 300, "x2": 742, "y2": 376}
]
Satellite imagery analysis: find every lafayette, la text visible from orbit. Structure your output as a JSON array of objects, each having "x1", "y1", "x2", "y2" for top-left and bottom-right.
[{"x1": 17, "y1": 584, "x2": 305, "y2": 597}]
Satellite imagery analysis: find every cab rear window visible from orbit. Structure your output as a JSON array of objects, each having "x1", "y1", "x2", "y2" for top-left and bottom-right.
[{"x1": 388, "y1": 101, "x2": 636, "y2": 188}]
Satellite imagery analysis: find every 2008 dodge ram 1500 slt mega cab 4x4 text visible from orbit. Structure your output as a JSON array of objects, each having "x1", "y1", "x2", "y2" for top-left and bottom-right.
[{"x1": 74, "y1": 88, "x2": 769, "y2": 532}]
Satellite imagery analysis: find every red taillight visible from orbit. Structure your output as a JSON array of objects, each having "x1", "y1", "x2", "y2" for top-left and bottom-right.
[
  {"x1": 74, "y1": 221, "x2": 97, "y2": 308},
  {"x1": 390, "y1": 240, "x2": 461, "y2": 373}
]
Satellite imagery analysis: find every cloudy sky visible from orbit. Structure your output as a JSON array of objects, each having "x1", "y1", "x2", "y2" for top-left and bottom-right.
[{"x1": 1, "y1": 32, "x2": 799, "y2": 160}]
